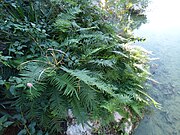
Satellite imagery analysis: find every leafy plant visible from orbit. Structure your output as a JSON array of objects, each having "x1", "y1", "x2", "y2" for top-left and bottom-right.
[
  {"x1": 0, "y1": 0, "x2": 158, "y2": 134},
  {"x1": 0, "y1": 115, "x2": 14, "y2": 133}
]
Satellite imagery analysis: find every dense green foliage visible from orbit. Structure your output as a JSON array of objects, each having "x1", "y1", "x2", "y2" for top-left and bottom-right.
[{"x1": 0, "y1": 0, "x2": 158, "y2": 134}]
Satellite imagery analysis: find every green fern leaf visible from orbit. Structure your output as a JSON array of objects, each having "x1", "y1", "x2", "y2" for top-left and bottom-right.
[
  {"x1": 79, "y1": 82, "x2": 97, "y2": 110},
  {"x1": 49, "y1": 89, "x2": 67, "y2": 117},
  {"x1": 61, "y1": 67, "x2": 117, "y2": 95},
  {"x1": 89, "y1": 59, "x2": 116, "y2": 68},
  {"x1": 19, "y1": 62, "x2": 48, "y2": 84},
  {"x1": 130, "y1": 103, "x2": 143, "y2": 118},
  {"x1": 49, "y1": 73, "x2": 79, "y2": 99},
  {"x1": 70, "y1": 95, "x2": 88, "y2": 124},
  {"x1": 27, "y1": 83, "x2": 47, "y2": 100}
]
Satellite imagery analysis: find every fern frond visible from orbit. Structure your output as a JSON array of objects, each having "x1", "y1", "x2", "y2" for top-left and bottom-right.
[
  {"x1": 49, "y1": 73, "x2": 79, "y2": 99},
  {"x1": 84, "y1": 48, "x2": 103, "y2": 57},
  {"x1": 105, "y1": 69, "x2": 120, "y2": 81},
  {"x1": 19, "y1": 62, "x2": 48, "y2": 84},
  {"x1": 112, "y1": 50, "x2": 129, "y2": 58},
  {"x1": 54, "y1": 19, "x2": 72, "y2": 32},
  {"x1": 136, "y1": 89, "x2": 161, "y2": 109},
  {"x1": 100, "y1": 94, "x2": 132, "y2": 117},
  {"x1": 60, "y1": 37, "x2": 80, "y2": 46},
  {"x1": 54, "y1": 7, "x2": 82, "y2": 32},
  {"x1": 115, "y1": 94, "x2": 132, "y2": 104},
  {"x1": 49, "y1": 89, "x2": 67, "y2": 117},
  {"x1": 14, "y1": 93, "x2": 28, "y2": 108},
  {"x1": 88, "y1": 59, "x2": 116, "y2": 68},
  {"x1": 79, "y1": 82, "x2": 97, "y2": 111},
  {"x1": 61, "y1": 67, "x2": 117, "y2": 95},
  {"x1": 26, "y1": 84, "x2": 46, "y2": 100},
  {"x1": 130, "y1": 103, "x2": 144, "y2": 118},
  {"x1": 70, "y1": 95, "x2": 88, "y2": 124},
  {"x1": 79, "y1": 32, "x2": 112, "y2": 44},
  {"x1": 49, "y1": 117, "x2": 65, "y2": 134}
]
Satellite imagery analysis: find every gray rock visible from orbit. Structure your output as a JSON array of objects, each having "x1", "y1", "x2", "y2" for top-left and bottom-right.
[{"x1": 66, "y1": 121, "x2": 93, "y2": 135}]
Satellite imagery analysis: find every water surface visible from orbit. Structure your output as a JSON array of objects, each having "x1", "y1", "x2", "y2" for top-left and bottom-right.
[{"x1": 133, "y1": 0, "x2": 180, "y2": 135}]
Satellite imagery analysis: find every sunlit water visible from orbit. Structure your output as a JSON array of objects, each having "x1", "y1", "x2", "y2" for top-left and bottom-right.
[{"x1": 133, "y1": 0, "x2": 180, "y2": 135}]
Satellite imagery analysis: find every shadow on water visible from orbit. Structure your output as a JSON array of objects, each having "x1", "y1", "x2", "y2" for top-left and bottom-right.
[{"x1": 133, "y1": 0, "x2": 180, "y2": 135}]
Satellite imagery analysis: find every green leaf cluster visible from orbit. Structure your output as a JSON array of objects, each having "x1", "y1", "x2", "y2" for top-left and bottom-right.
[{"x1": 0, "y1": 0, "x2": 158, "y2": 134}]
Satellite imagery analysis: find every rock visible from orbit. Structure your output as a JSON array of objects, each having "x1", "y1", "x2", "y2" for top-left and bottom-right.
[
  {"x1": 66, "y1": 121, "x2": 93, "y2": 135},
  {"x1": 114, "y1": 111, "x2": 123, "y2": 122},
  {"x1": 68, "y1": 109, "x2": 74, "y2": 119},
  {"x1": 124, "y1": 118, "x2": 133, "y2": 134},
  {"x1": 66, "y1": 110, "x2": 133, "y2": 135}
]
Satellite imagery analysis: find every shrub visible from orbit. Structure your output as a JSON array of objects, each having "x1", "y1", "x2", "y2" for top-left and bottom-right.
[{"x1": 0, "y1": 0, "x2": 159, "y2": 134}]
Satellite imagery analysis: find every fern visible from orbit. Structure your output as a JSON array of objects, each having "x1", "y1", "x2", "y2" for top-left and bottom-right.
[
  {"x1": 78, "y1": 82, "x2": 97, "y2": 111},
  {"x1": 1, "y1": 0, "x2": 157, "y2": 134},
  {"x1": 54, "y1": 6, "x2": 82, "y2": 32},
  {"x1": 49, "y1": 88, "x2": 67, "y2": 117},
  {"x1": 49, "y1": 73, "x2": 79, "y2": 98},
  {"x1": 19, "y1": 62, "x2": 48, "y2": 84},
  {"x1": 26, "y1": 84, "x2": 46, "y2": 100},
  {"x1": 130, "y1": 103, "x2": 144, "y2": 118},
  {"x1": 70, "y1": 95, "x2": 88, "y2": 123},
  {"x1": 61, "y1": 66, "x2": 117, "y2": 95},
  {"x1": 101, "y1": 94, "x2": 132, "y2": 113},
  {"x1": 88, "y1": 59, "x2": 116, "y2": 68}
]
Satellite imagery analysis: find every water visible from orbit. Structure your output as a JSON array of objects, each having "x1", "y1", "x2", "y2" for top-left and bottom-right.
[{"x1": 133, "y1": 0, "x2": 180, "y2": 135}]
